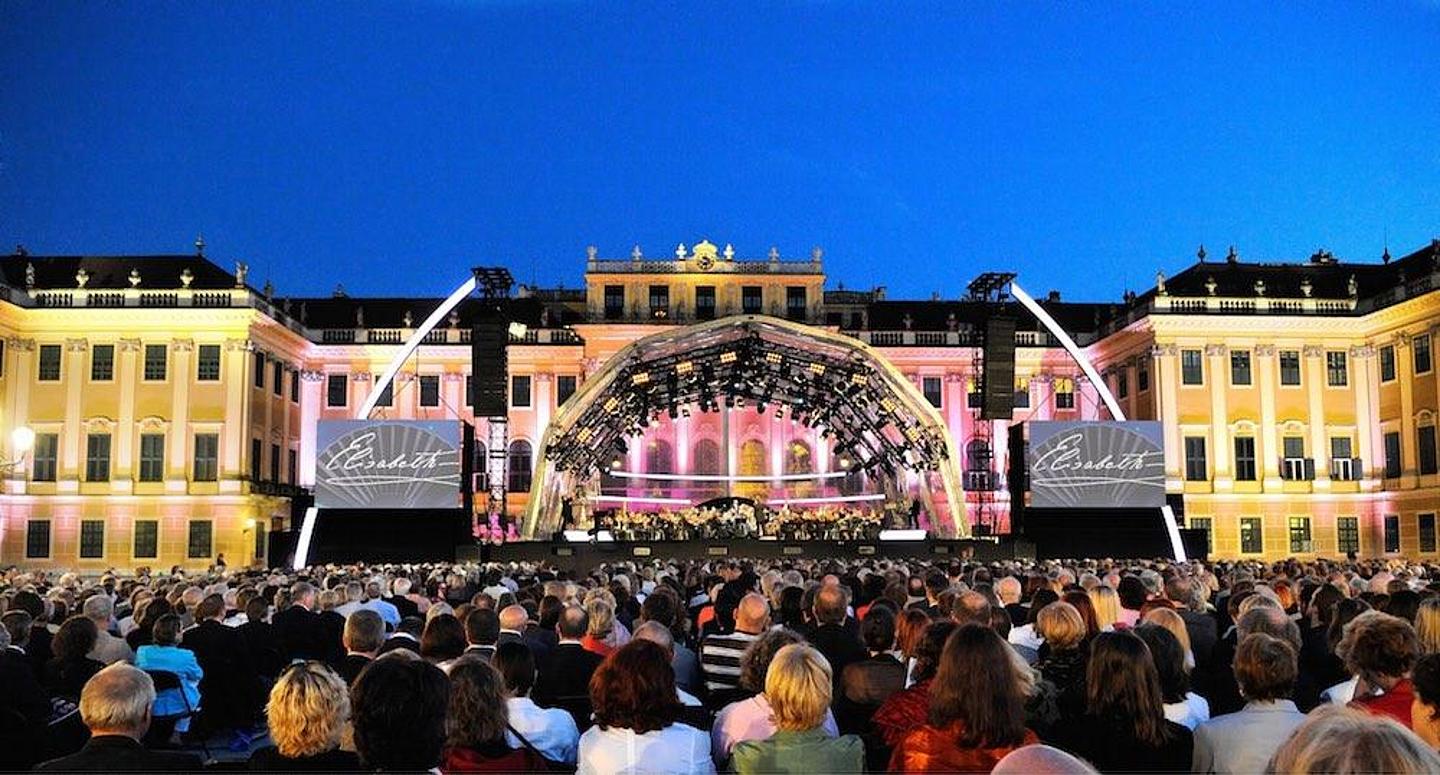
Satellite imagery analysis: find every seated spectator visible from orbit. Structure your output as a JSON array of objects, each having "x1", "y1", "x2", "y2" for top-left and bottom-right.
[
  {"x1": 731, "y1": 643, "x2": 864, "y2": 774},
  {"x1": 134, "y1": 614, "x2": 202, "y2": 735},
  {"x1": 1052, "y1": 630, "x2": 1193, "y2": 772},
  {"x1": 810, "y1": 584, "x2": 867, "y2": 697},
  {"x1": 873, "y1": 621, "x2": 958, "y2": 748},
  {"x1": 1135, "y1": 623, "x2": 1209, "y2": 730},
  {"x1": 81, "y1": 594, "x2": 134, "y2": 665},
  {"x1": 421, "y1": 612, "x2": 468, "y2": 669},
  {"x1": 351, "y1": 653, "x2": 451, "y2": 771},
  {"x1": 1144, "y1": 606, "x2": 1197, "y2": 671},
  {"x1": 633, "y1": 621, "x2": 703, "y2": 706},
  {"x1": 181, "y1": 592, "x2": 262, "y2": 746},
  {"x1": 248, "y1": 661, "x2": 361, "y2": 770},
  {"x1": 1192, "y1": 633, "x2": 1307, "y2": 774},
  {"x1": 1087, "y1": 585, "x2": 1121, "y2": 631},
  {"x1": 578, "y1": 639, "x2": 713, "y2": 774},
  {"x1": 713, "y1": 628, "x2": 840, "y2": 763},
  {"x1": 237, "y1": 595, "x2": 284, "y2": 680},
  {"x1": 1340, "y1": 610, "x2": 1421, "y2": 728},
  {"x1": 1062, "y1": 590, "x2": 1102, "y2": 640},
  {"x1": 441, "y1": 655, "x2": 550, "y2": 772},
  {"x1": 0, "y1": 622, "x2": 50, "y2": 770},
  {"x1": 838, "y1": 605, "x2": 906, "y2": 731},
  {"x1": 1117, "y1": 576, "x2": 1149, "y2": 628},
  {"x1": 700, "y1": 592, "x2": 770, "y2": 708},
  {"x1": 463, "y1": 607, "x2": 501, "y2": 660},
  {"x1": 272, "y1": 583, "x2": 328, "y2": 662},
  {"x1": 895, "y1": 607, "x2": 932, "y2": 684},
  {"x1": 1035, "y1": 602, "x2": 1088, "y2": 713},
  {"x1": 582, "y1": 597, "x2": 617, "y2": 658},
  {"x1": 495, "y1": 640, "x2": 580, "y2": 765},
  {"x1": 532, "y1": 604, "x2": 604, "y2": 723},
  {"x1": 993, "y1": 743, "x2": 1098, "y2": 774},
  {"x1": 889, "y1": 625, "x2": 1039, "y2": 772},
  {"x1": 339, "y1": 609, "x2": 385, "y2": 685},
  {"x1": 44, "y1": 616, "x2": 105, "y2": 699},
  {"x1": 378, "y1": 615, "x2": 424, "y2": 655},
  {"x1": 1412, "y1": 652, "x2": 1440, "y2": 750},
  {"x1": 125, "y1": 597, "x2": 171, "y2": 652},
  {"x1": 1010, "y1": 589, "x2": 1058, "y2": 652},
  {"x1": 35, "y1": 663, "x2": 202, "y2": 771},
  {"x1": 1267, "y1": 705, "x2": 1440, "y2": 773}
]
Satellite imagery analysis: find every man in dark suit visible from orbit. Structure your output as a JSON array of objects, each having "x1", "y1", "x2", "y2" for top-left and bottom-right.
[
  {"x1": 237, "y1": 596, "x2": 284, "y2": 680},
  {"x1": 807, "y1": 584, "x2": 867, "y2": 696},
  {"x1": 271, "y1": 582, "x2": 329, "y2": 662},
  {"x1": 339, "y1": 610, "x2": 385, "y2": 685},
  {"x1": 463, "y1": 608, "x2": 501, "y2": 660},
  {"x1": 0, "y1": 623, "x2": 51, "y2": 771},
  {"x1": 525, "y1": 596, "x2": 562, "y2": 666},
  {"x1": 497, "y1": 604, "x2": 528, "y2": 647},
  {"x1": 1167, "y1": 577, "x2": 1219, "y2": 667},
  {"x1": 9, "y1": 591, "x2": 53, "y2": 675},
  {"x1": 532, "y1": 605, "x2": 603, "y2": 714},
  {"x1": 378, "y1": 616, "x2": 424, "y2": 655},
  {"x1": 386, "y1": 577, "x2": 422, "y2": 621},
  {"x1": 36, "y1": 663, "x2": 202, "y2": 772},
  {"x1": 181, "y1": 593, "x2": 263, "y2": 738}
]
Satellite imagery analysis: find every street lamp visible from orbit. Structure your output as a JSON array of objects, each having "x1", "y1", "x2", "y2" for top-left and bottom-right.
[{"x1": 3, "y1": 426, "x2": 34, "y2": 474}]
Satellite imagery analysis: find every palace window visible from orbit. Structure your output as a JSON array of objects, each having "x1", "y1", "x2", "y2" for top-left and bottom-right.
[
  {"x1": 604, "y1": 285, "x2": 625, "y2": 320},
  {"x1": 1230, "y1": 350, "x2": 1252, "y2": 386},
  {"x1": 1055, "y1": 379, "x2": 1075, "y2": 410},
  {"x1": 1281, "y1": 436, "x2": 1314, "y2": 480},
  {"x1": 1337, "y1": 517, "x2": 1360, "y2": 555},
  {"x1": 269, "y1": 443, "x2": 280, "y2": 483},
  {"x1": 1417, "y1": 334, "x2": 1433, "y2": 374},
  {"x1": 1014, "y1": 378, "x2": 1030, "y2": 409},
  {"x1": 1239, "y1": 517, "x2": 1263, "y2": 554},
  {"x1": 1384, "y1": 431, "x2": 1402, "y2": 478},
  {"x1": 1181, "y1": 349, "x2": 1203, "y2": 385},
  {"x1": 1422, "y1": 514, "x2": 1438, "y2": 553},
  {"x1": 557, "y1": 375, "x2": 577, "y2": 406},
  {"x1": 26, "y1": 520, "x2": 50, "y2": 559},
  {"x1": 696, "y1": 286, "x2": 717, "y2": 320},
  {"x1": 742, "y1": 286, "x2": 763, "y2": 315},
  {"x1": 1384, "y1": 515, "x2": 1401, "y2": 553},
  {"x1": 786, "y1": 287, "x2": 807, "y2": 321},
  {"x1": 1330, "y1": 437, "x2": 1356, "y2": 480},
  {"x1": 253, "y1": 352, "x2": 266, "y2": 388},
  {"x1": 188, "y1": 520, "x2": 213, "y2": 559},
  {"x1": 133, "y1": 521, "x2": 158, "y2": 559},
  {"x1": 138, "y1": 434, "x2": 165, "y2": 482},
  {"x1": 193, "y1": 433, "x2": 219, "y2": 482},
  {"x1": 287, "y1": 449, "x2": 297, "y2": 484},
  {"x1": 373, "y1": 383, "x2": 393, "y2": 408},
  {"x1": 1380, "y1": 344, "x2": 1397, "y2": 382},
  {"x1": 1419, "y1": 425, "x2": 1438, "y2": 476},
  {"x1": 419, "y1": 375, "x2": 440, "y2": 407},
  {"x1": 250, "y1": 438, "x2": 263, "y2": 481},
  {"x1": 37, "y1": 344, "x2": 61, "y2": 381},
  {"x1": 272, "y1": 361, "x2": 284, "y2": 395},
  {"x1": 197, "y1": 344, "x2": 221, "y2": 381},
  {"x1": 511, "y1": 375, "x2": 532, "y2": 408},
  {"x1": 91, "y1": 344, "x2": 114, "y2": 381},
  {"x1": 508, "y1": 440, "x2": 533, "y2": 493},
  {"x1": 1233, "y1": 436, "x2": 1257, "y2": 481},
  {"x1": 1326, "y1": 351, "x2": 1348, "y2": 387},
  {"x1": 649, "y1": 285, "x2": 669, "y2": 319},
  {"x1": 922, "y1": 377, "x2": 943, "y2": 409},
  {"x1": 85, "y1": 433, "x2": 111, "y2": 482},
  {"x1": 1184, "y1": 436, "x2": 1207, "y2": 481},
  {"x1": 1279, "y1": 351, "x2": 1302, "y2": 386},
  {"x1": 79, "y1": 520, "x2": 105, "y2": 559},
  {"x1": 31, "y1": 433, "x2": 58, "y2": 482},
  {"x1": 1116, "y1": 371, "x2": 1128, "y2": 399},
  {"x1": 144, "y1": 344, "x2": 168, "y2": 381},
  {"x1": 465, "y1": 375, "x2": 473, "y2": 407},
  {"x1": 1288, "y1": 517, "x2": 1313, "y2": 553},
  {"x1": 1137, "y1": 367, "x2": 1149, "y2": 392}
]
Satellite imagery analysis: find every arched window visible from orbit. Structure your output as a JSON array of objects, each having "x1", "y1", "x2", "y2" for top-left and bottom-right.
[
  {"x1": 693, "y1": 439, "x2": 721, "y2": 476},
  {"x1": 508, "y1": 440, "x2": 533, "y2": 493},
  {"x1": 473, "y1": 440, "x2": 489, "y2": 492},
  {"x1": 966, "y1": 438, "x2": 993, "y2": 472},
  {"x1": 646, "y1": 439, "x2": 674, "y2": 475},
  {"x1": 785, "y1": 441, "x2": 815, "y2": 497},
  {"x1": 737, "y1": 439, "x2": 767, "y2": 499}
]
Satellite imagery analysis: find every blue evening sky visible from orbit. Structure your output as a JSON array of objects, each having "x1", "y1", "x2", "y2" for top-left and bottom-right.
[{"x1": 1, "y1": 2, "x2": 1437, "y2": 301}]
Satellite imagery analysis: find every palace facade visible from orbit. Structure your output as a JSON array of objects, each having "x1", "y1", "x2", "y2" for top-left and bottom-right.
[{"x1": 1, "y1": 237, "x2": 1438, "y2": 568}]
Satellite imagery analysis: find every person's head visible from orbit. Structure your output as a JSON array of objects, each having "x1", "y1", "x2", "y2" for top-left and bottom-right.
[
  {"x1": 351, "y1": 654, "x2": 451, "y2": 771},
  {"x1": 1141, "y1": 606, "x2": 1192, "y2": 665},
  {"x1": 765, "y1": 643, "x2": 834, "y2": 732},
  {"x1": 344, "y1": 609, "x2": 385, "y2": 656},
  {"x1": 861, "y1": 605, "x2": 896, "y2": 654},
  {"x1": 1234, "y1": 632, "x2": 1298, "y2": 703},
  {"x1": 79, "y1": 663, "x2": 155, "y2": 739},
  {"x1": 1, "y1": 609, "x2": 33, "y2": 648},
  {"x1": 1411, "y1": 652, "x2": 1440, "y2": 749},
  {"x1": 52, "y1": 615, "x2": 99, "y2": 662},
  {"x1": 1134, "y1": 623, "x2": 1189, "y2": 704},
  {"x1": 928, "y1": 624, "x2": 1029, "y2": 747},
  {"x1": 498, "y1": 604, "x2": 528, "y2": 633},
  {"x1": 445, "y1": 656, "x2": 511, "y2": 750},
  {"x1": 1415, "y1": 598, "x2": 1440, "y2": 655},
  {"x1": 245, "y1": 595, "x2": 269, "y2": 624},
  {"x1": 1117, "y1": 575, "x2": 1149, "y2": 611},
  {"x1": 557, "y1": 604, "x2": 589, "y2": 640},
  {"x1": 364, "y1": 580, "x2": 383, "y2": 601},
  {"x1": 1267, "y1": 705, "x2": 1440, "y2": 774},
  {"x1": 813, "y1": 584, "x2": 848, "y2": 625},
  {"x1": 951, "y1": 590, "x2": 992, "y2": 627},
  {"x1": 1037, "y1": 602, "x2": 1086, "y2": 651},
  {"x1": 1087, "y1": 631, "x2": 1170, "y2": 747},
  {"x1": 464, "y1": 608, "x2": 500, "y2": 647},
  {"x1": 735, "y1": 593, "x2": 771, "y2": 633},
  {"x1": 1338, "y1": 610, "x2": 1420, "y2": 690},
  {"x1": 1062, "y1": 590, "x2": 1101, "y2": 638},
  {"x1": 632, "y1": 620, "x2": 676, "y2": 658},
  {"x1": 152, "y1": 613, "x2": 182, "y2": 646},
  {"x1": 1237, "y1": 606, "x2": 1303, "y2": 653},
  {"x1": 81, "y1": 594, "x2": 114, "y2": 626},
  {"x1": 590, "y1": 639, "x2": 682, "y2": 733},
  {"x1": 996, "y1": 576, "x2": 1022, "y2": 605},
  {"x1": 420, "y1": 613, "x2": 467, "y2": 663},
  {"x1": 585, "y1": 598, "x2": 614, "y2": 639},
  {"x1": 738, "y1": 628, "x2": 806, "y2": 693},
  {"x1": 493, "y1": 641, "x2": 537, "y2": 697},
  {"x1": 896, "y1": 608, "x2": 932, "y2": 658},
  {"x1": 290, "y1": 581, "x2": 317, "y2": 610},
  {"x1": 912, "y1": 620, "x2": 959, "y2": 684},
  {"x1": 268, "y1": 662, "x2": 349, "y2": 759},
  {"x1": 1088, "y1": 586, "x2": 1120, "y2": 628},
  {"x1": 993, "y1": 744, "x2": 1100, "y2": 775}
]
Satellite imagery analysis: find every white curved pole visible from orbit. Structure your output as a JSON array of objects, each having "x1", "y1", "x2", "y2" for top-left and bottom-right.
[{"x1": 1011, "y1": 281, "x2": 1186, "y2": 562}]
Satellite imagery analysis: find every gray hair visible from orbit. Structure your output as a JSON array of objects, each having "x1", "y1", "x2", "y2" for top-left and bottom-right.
[
  {"x1": 82, "y1": 594, "x2": 114, "y2": 622},
  {"x1": 80, "y1": 663, "x2": 156, "y2": 732}
]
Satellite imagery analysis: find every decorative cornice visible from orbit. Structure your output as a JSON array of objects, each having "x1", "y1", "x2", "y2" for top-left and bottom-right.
[
  {"x1": 442, "y1": 372, "x2": 465, "y2": 383},
  {"x1": 352, "y1": 372, "x2": 372, "y2": 383},
  {"x1": 300, "y1": 369, "x2": 326, "y2": 382},
  {"x1": 82, "y1": 416, "x2": 117, "y2": 433},
  {"x1": 535, "y1": 372, "x2": 554, "y2": 383},
  {"x1": 1255, "y1": 344, "x2": 1277, "y2": 356},
  {"x1": 1349, "y1": 345, "x2": 1375, "y2": 358},
  {"x1": 1397, "y1": 332, "x2": 1412, "y2": 348},
  {"x1": 65, "y1": 337, "x2": 88, "y2": 353},
  {"x1": 1302, "y1": 345, "x2": 1325, "y2": 357},
  {"x1": 137, "y1": 415, "x2": 168, "y2": 432},
  {"x1": 1204, "y1": 344, "x2": 1228, "y2": 357},
  {"x1": 1150, "y1": 344, "x2": 1178, "y2": 357},
  {"x1": 224, "y1": 337, "x2": 254, "y2": 352},
  {"x1": 116, "y1": 338, "x2": 143, "y2": 353},
  {"x1": 170, "y1": 338, "x2": 195, "y2": 352},
  {"x1": 5, "y1": 336, "x2": 34, "y2": 352},
  {"x1": 945, "y1": 373, "x2": 967, "y2": 384}
]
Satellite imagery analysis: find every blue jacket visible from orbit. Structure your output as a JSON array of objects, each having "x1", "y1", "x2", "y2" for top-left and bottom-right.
[{"x1": 135, "y1": 645, "x2": 203, "y2": 720}]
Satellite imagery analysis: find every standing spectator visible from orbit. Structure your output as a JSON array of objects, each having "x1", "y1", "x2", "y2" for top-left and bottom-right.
[
  {"x1": 134, "y1": 614, "x2": 203, "y2": 735},
  {"x1": 441, "y1": 656, "x2": 550, "y2": 771},
  {"x1": 1341, "y1": 610, "x2": 1421, "y2": 728},
  {"x1": 248, "y1": 661, "x2": 361, "y2": 770},
  {"x1": 731, "y1": 644, "x2": 864, "y2": 774},
  {"x1": 351, "y1": 654, "x2": 451, "y2": 772},
  {"x1": 1192, "y1": 633, "x2": 1307, "y2": 774},
  {"x1": 34, "y1": 664, "x2": 202, "y2": 771},
  {"x1": 1267, "y1": 705, "x2": 1440, "y2": 773},
  {"x1": 1167, "y1": 576, "x2": 1218, "y2": 667},
  {"x1": 463, "y1": 608, "x2": 501, "y2": 660},
  {"x1": 578, "y1": 640, "x2": 714, "y2": 774},
  {"x1": 809, "y1": 585, "x2": 866, "y2": 697},
  {"x1": 44, "y1": 616, "x2": 105, "y2": 699},
  {"x1": 873, "y1": 621, "x2": 958, "y2": 749},
  {"x1": 338, "y1": 609, "x2": 384, "y2": 685},
  {"x1": 1087, "y1": 586, "x2": 1121, "y2": 631},
  {"x1": 712, "y1": 628, "x2": 841, "y2": 764},
  {"x1": 700, "y1": 593, "x2": 770, "y2": 707},
  {"x1": 272, "y1": 582, "x2": 328, "y2": 662},
  {"x1": 181, "y1": 593, "x2": 262, "y2": 746},
  {"x1": 0, "y1": 623, "x2": 51, "y2": 771},
  {"x1": 386, "y1": 577, "x2": 421, "y2": 621},
  {"x1": 1052, "y1": 631, "x2": 1193, "y2": 772},
  {"x1": 82, "y1": 594, "x2": 134, "y2": 665},
  {"x1": 495, "y1": 640, "x2": 580, "y2": 765},
  {"x1": 888, "y1": 625, "x2": 1038, "y2": 772}
]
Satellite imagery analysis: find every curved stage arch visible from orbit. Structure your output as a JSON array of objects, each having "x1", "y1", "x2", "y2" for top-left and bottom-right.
[{"x1": 522, "y1": 315, "x2": 970, "y2": 539}]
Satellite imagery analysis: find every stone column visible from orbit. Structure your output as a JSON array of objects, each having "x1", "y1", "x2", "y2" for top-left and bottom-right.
[
  {"x1": 1207, "y1": 344, "x2": 1232, "y2": 489},
  {"x1": 221, "y1": 339, "x2": 253, "y2": 492},
  {"x1": 1153, "y1": 344, "x2": 1183, "y2": 487},
  {"x1": 59, "y1": 338, "x2": 88, "y2": 490},
  {"x1": 1352, "y1": 345, "x2": 1378, "y2": 488},
  {"x1": 1256, "y1": 345, "x2": 1282, "y2": 488},
  {"x1": 299, "y1": 370, "x2": 324, "y2": 486},
  {"x1": 1398, "y1": 334, "x2": 1418, "y2": 485},
  {"x1": 166, "y1": 339, "x2": 193, "y2": 488}
]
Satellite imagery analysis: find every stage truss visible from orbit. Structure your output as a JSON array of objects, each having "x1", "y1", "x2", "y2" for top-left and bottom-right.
[{"x1": 522, "y1": 315, "x2": 969, "y2": 538}]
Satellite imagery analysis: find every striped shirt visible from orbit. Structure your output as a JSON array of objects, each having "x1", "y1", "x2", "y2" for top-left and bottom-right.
[{"x1": 700, "y1": 631, "x2": 760, "y2": 694}]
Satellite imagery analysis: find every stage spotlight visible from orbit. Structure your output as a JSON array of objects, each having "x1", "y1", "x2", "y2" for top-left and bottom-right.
[
  {"x1": 608, "y1": 455, "x2": 624, "y2": 470},
  {"x1": 680, "y1": 405, "x2": 692, "y2": 418}
]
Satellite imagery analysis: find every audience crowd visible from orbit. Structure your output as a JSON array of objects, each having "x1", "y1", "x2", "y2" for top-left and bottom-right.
[{"x1": 6, "y1": 554, "x2": 1440, "y2": 772}]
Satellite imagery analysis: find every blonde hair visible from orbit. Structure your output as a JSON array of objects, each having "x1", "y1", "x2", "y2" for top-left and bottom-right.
[
  {"x1": 1266, "y1": 705, "x2": 1440, "y2": 773},
  {"x1": 267, "y1": 662, "x2": 350, "y2": 758},
  {"x1": 765, "y1": 643, "x2": 833, "y2": 731},
  {"x1": 1142, "y1": 607, "x2": 1194, "y2": 670},
  {"x1": 1037, "y1": 602, "x2": 1086, "y2": 650},
  {"x1": 1088, "y1": 586, "x2": 1121, "y2": 629},
  {"x1": 1416, "y1": 598, "x2": 1440, "y2": 655},
  {"x1": 586, "y1": 598, "x2": 614, "y2": 638}
]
